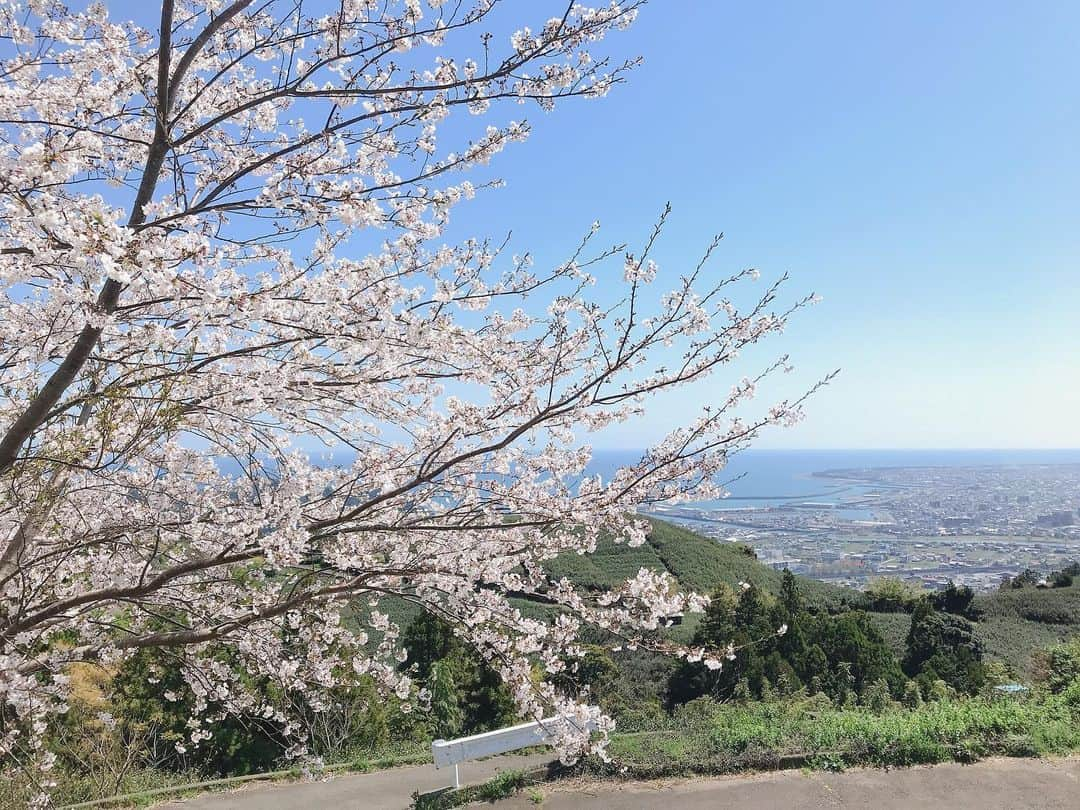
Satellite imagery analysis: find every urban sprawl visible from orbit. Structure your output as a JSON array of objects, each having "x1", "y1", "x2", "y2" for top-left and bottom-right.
[{"x1": 650, "y1": 463, "x2": 1080, "y2": 591}]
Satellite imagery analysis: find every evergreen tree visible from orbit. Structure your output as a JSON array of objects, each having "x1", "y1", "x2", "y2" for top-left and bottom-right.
[
  {"x1": 930, "y1": 581, "x2": 981, "y2": 619},
  {"x1": 780, "y1": 569, "x2": 802, "y2": 618},
  {"x1": 429, "y1": 660, "x2": 464, "y2": 739},
  {"x1": 400, "y1": 613, "x2": 516, "y2": 733},
  {"x1": 903, "y1": 601, "x2": 986, "y2": 695}
]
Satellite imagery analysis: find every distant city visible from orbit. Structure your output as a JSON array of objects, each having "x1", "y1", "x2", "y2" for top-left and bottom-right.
[{"x1": 648, "y1": 463, "x2": 1080, "y2": 591}]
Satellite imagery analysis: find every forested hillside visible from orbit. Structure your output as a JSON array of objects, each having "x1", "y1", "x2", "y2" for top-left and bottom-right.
[
  {"x1": 544, "y1": 518, "x2": 1079, "y2": 680},
  {"x1": 545, "y1": 518, "x2": 853, "y2": 607},
  {"x1": 15, "y1": 519, "x2": 1079, "y2": 808}
]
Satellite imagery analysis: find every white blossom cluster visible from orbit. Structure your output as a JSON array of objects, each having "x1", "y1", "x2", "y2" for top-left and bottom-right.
[{"x1": 0, "y1": 1, "x2": 825, "y2": 802}]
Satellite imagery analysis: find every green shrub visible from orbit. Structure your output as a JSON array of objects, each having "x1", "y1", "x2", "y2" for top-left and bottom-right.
[
  {"x1": 863, "y1": 678, "x2": 893, "y2": 715},
  {"x1": 1040, "y1": 638, "x2": 1080, "y2": 694},
  {"x1": 594, "y1": 692, "x2": 1080, "y2": 778},
  {"x1": 412, "y1": 769, "x2": 531, "y2": 810}
]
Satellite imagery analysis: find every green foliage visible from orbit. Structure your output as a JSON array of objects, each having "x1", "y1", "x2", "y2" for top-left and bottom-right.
[
  {"x1": 929, "y1": 582, "x2": 983, "y2": 620},
  {"x1": 429, "y1": 661, "x2": 465, "y2": 739},
  {"x1": 864, "y1": 578, "x2": 922, "y2": 613},
  {"x1": 999, "y1": 564, "x2": 1077, "y2": 591},
  {"x1": 548, "y1": 644, "x2": 620, "y2": 711},
  {"x1": 902, "y1": 680, "x2": 923, "y2": 708},
  {"x1": 811, "y1": 612, "x2": 905, "y2": 697},
  {"x1": 863, "y1": 678, "x2": 894, "y2": 715},
  {"x1": 594, "y1": 691, "x2": 1080, "y2": 778},
  {"x1": 110, "y1": 648, "x2": 284, "y2": 776},
  {"x1": 865, "y1": 611, "x2": 912, "y2": 659},
  {"x1": 667, "y1": 575, "x2": 902, "y2": 708},
  {"x1": 401, "y1": 609, "x2": 460, "y2": 681},
  {"x1": 1063, "y1": 679, "x2": 1080, "y2": 710},
  {"x1": 780, "y1": 569, "x2": 801, "y2": 618},
  {"x1": 400, "y1": 612, "x2": 517, "y2": 735},
  {"x1": 903, "y1": 602, "x2": 986, "y2": 696},
  {"x1": 1004, "y1": 569, "x2": 1043, "y2": 589},
  {"x1": 1038, "y1": 638, "x2": 1080, "y2": 694},
  {"x1": 538, "y1": 520, "x2": 862, "y2": 725}
]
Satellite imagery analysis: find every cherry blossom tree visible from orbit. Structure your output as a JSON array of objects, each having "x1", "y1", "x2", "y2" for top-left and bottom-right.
[{"x1": 0, "y1": 0, "x2": 825, "y2": 800}]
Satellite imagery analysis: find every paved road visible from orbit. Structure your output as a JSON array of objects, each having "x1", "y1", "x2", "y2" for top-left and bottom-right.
[
  {"x1": 157, "y1": 753, "x2": 553, "y2": 810},
  {"x1": 496, "y1": 757, "x2": 1080, "y2": 810},
  {"x1": 158, "y1": 755, "x2": 1080, "y2": 810}
]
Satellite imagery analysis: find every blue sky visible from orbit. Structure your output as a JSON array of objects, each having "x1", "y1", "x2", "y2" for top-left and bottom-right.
[
  {"x1": 441, "y1": 0, "x2": 1080, "y2": 450},
  {"x1": 103, "y1": 0, "x2": 1080, "y2": 450}
]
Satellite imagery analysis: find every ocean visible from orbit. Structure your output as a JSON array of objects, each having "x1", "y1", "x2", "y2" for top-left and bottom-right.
[
  {"x1": 586, "y1": 448, "x2": 1080, "y2": 507},
  {"x1": 216, "y1": 446, "x2": 1080, "y2": 508}
]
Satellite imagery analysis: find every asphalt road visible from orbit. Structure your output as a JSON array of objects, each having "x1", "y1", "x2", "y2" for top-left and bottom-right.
[
  {"x1": 157, "y1": 755, "x2": 1080, "y2": 810},
  {"x1": 497, "y1": 757, "x2": 1080, "y2": 810},
  {"x1": 156, "y1": 753, "x2": 553, "y2": 810}
]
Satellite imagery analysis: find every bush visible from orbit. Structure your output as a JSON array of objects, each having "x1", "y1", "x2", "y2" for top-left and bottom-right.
[
  {"x1": 864, "y1": 578, "x2": 922, "y2": 613},
  {"x1": 1040, "y1": 638, "x2": 1080, "y2": 694},
  {"x1": 594, "y1": 692, "x2": 1080, "y2": 778},
  {"x1": 863, "y1": 678, "x2": 893, "y2": 715}
]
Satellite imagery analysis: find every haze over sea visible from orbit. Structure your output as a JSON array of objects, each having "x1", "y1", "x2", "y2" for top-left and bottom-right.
[
  {"x1": 587, "y1": 448, "x2": 1080, "y2": 508},
  {"x1": 221, "y1": 448, "x2": 1080, "y2": 513}
]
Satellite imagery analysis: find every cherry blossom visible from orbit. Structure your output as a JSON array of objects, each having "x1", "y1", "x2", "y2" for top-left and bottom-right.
[{"x1": 0, "y1": 1, "x2": 829, "y2": 802}]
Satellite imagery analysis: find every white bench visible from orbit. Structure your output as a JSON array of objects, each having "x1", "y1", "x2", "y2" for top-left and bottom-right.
[{"x1": 431, "y1": 717, "x2": 593, "y2": 789}]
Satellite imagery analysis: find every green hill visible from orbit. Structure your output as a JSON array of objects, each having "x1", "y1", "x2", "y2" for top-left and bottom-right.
[
  {"x1": 383, "y1": 517, "x2": 1077, "y2": 679},
  {"x1": 544, "y1": 519, "x2": 1080, "y2": 680},
  {"x1": 367, "y1": 517, "x2": 855, "y2": 638},
  {"x1": 544, "y1": 517, "x2": 854, "y2": 609},
  {"x1": 861, "y1": 581, "x2": 1080, "y2": 677},
  {"x1": 974, "y1": 583, "x2": 1080, "y2": 675}
]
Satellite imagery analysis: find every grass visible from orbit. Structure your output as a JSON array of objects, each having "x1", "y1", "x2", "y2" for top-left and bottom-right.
[
  {"x1": 587, "y1": 692, "x2": 1080, "y2": 779},
  {"x1": 412, "y1": 768, "x2": 533, "y2": 810}
]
